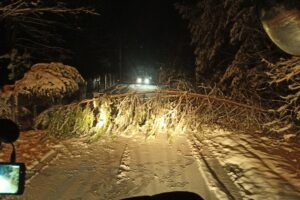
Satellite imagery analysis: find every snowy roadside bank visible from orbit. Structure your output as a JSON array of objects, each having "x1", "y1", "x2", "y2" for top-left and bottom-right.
[
  {"x1": 0, "y1": 130, "x2": 58, "y2": 169},
  {"x1": 192, "y1": 127, "x2": 300, "y2": 200}
]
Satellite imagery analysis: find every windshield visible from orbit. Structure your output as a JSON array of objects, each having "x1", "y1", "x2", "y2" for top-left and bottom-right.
[{"x1": 1, "y1": 0, "x2": 300, "y2": 199}]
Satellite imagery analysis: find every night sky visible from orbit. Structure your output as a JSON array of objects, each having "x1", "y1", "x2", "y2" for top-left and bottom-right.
[
  {"x1": 0, "y1": 0, "x2": 194, "y2": 85},
  {"x1": 66, "y1": 0, "x2": 194, "y2": 81}
]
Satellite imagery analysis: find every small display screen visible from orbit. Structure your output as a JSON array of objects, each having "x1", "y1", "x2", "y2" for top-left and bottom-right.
[{"x1": 0, "y1": 163, "x2": 25, "y2": 195}]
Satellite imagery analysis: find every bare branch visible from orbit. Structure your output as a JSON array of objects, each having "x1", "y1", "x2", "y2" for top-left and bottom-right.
[{"x1": 0, "y1": 7, "x2": 97, "y2": 17}]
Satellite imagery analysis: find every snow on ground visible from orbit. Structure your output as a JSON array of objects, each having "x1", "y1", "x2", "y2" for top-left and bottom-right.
[
  {"x1": 118, "y1": 133, "x2": 227, "y2": 200},
  {"x1": 0, "y1": 130, "x2": 57, "y2": 169},
  {"x1": 1, "y1": 127, "x2": 300, "y2": 200},
  {"x1": 194, "y1": 126, "x2": 300, "y2": 200},
  {"x1": 2, "y1": 133, "x2": 228, "y2": 200}
]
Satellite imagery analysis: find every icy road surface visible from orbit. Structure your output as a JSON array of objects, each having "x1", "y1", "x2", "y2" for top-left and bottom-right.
[{"x1": 14, "y1": 134, "x2": 227, "y2": 200}]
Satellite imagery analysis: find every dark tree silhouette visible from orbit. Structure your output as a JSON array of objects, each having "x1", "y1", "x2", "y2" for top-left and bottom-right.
[
  {"x1": 0, "y1": 0, "x2": 96, "y2": 82},
  {"x1": 176, "y1": 0, "x2": 300, "y2": 137}
]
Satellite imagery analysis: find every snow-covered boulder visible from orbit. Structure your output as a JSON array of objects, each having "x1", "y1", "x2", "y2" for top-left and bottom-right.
[
  {"x1": 0, "y1": 62, "x2": 86, "y2": 130},
  {"x1": 14, "y1": 62, "x2": 86, "y2": 106}
]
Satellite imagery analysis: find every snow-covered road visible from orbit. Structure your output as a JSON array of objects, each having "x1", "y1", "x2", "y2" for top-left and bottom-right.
[
  {"x1": 3, "y1": 128, "x2": 300, "y2": 200},
  {"x1": 14, "y1": 133, "x2": 229, "y2": 200},
  {"x1": 193, "y1": 127, "x2": 300, "y2": 200}
]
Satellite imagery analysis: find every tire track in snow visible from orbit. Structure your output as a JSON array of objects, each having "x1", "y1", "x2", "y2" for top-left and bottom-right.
[
  {"x1": 117, "y1": 144, "x2": 131, "y2": 184},
  {"x1": 188, "y1": 133, "x2": 242, "y2": 200}
]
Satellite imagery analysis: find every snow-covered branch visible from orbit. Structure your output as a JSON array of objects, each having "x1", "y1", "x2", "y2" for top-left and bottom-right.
[{"x1": 0, "y1": 0, "x2": 97, "y2": 18}]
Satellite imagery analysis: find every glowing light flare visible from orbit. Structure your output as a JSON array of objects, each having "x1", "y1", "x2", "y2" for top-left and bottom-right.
[
  {"x1": 144, "y1": 78, "x2": 150, "y2": 85},
  {"x1": 136, "y1": 77, "x2": 142, "y2": 84},
  {"x1": 96, "y1": 108, "x2": 107, "y2": 129},
  {"x1": 157, "y1": 116, "x2": 167, "y2": 129},
  {"x1": 93, "y1": 100, "x2": 97, "y2": 108}
]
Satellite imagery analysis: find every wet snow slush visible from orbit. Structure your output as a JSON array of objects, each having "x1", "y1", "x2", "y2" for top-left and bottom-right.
[{"x1": 4, "y1": 133, "x2": 236, "y2": 200}]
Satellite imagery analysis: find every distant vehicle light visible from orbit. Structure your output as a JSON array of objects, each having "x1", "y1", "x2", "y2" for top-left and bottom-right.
[
  {"x1": 144, "y1": 78, "x2": 150, "y2": 85},
  {"x1": 136, "y1": 77, "x2": 142, "y2": 84}
]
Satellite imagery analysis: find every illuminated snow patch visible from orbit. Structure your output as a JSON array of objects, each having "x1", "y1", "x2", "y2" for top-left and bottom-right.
[
  {"x1": 96, "y1": 108, "x2": 107, "y2": 129},
  {"x1": 129, "y1": 84, "x2": 159, "y2": 92}
]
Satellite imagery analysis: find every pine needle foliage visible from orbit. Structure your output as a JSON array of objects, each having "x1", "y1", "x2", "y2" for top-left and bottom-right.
[{"x1": 176, "y1": 0, "x2": 300, "y2": 137}]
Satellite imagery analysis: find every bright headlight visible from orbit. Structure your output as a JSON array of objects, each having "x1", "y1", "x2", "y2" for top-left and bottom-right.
[
  {"x1": 144, "y1": 78, "x2": 150, "y2": 84},
  {"x1": 136, "y1": 77, "x2": 142, "y2": 84}
]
